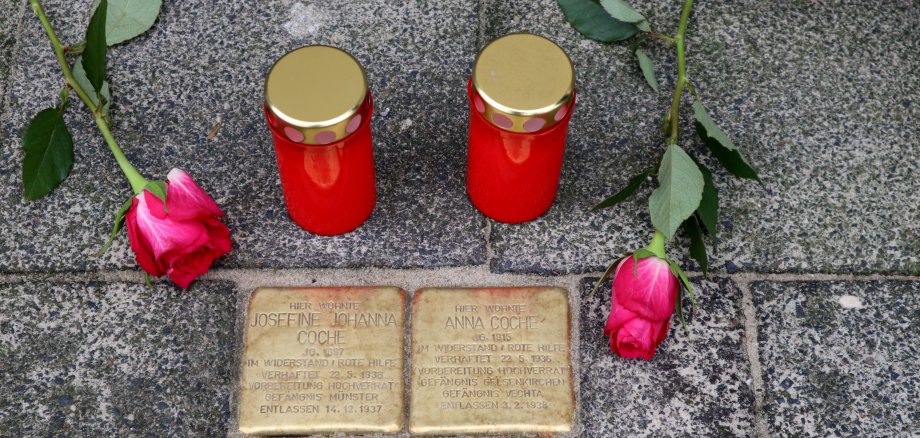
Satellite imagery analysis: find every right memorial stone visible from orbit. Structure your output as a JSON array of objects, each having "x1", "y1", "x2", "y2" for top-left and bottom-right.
[{"x1": 409, "y1": 287, "x2": 575, "y2": 435}]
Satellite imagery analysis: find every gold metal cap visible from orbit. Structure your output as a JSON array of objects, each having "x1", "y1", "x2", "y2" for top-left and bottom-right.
[
  {"x1": 472, "y1": 33, "x2": 575, "y2": 133},
  {"x1": 265, "y1": 45, "x2": 368, "y2": 145}
]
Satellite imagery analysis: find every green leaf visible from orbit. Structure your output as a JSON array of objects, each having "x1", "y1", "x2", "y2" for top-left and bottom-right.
[
  {"x1": 144, "y1": 180, "x2": 167, "y2": 204},
  {"x1": 649, "y1": 144, "x2": 705, "y2": 240},
  {"x1": 22, "y1": 108, "x2": 74, "y2": 200},
  {"x1": 92, "y1": 0, "x2": 162, "y2": 46},
  {"x1": 96, "y1": 197, "x2": 133, "y2": 255},
  {"x1": 600, "y1": 0, "x2": 646, "y2": 23},
  {"x1": 82, "y1": 0, "x2": 108, "y2": 94},
  {"x1": 693, "y1": 101, "x2": 760, "y2": 181},
  {"x1": 666, "y1": 259, "x2": 696, "y2": 308},
  {"x1": 592, "y1": 170, "x2": 649, "y2": 211},
  {"x1": 695, "y1": 161, "x2": 718, "y2": 238},
  {"x1": 682, "y1": 215, "x2": 708, "y2": 277},
  {"x1": 635, "y1": 20, "x2": 650, "y2": 32},
  {"x1": 675, "y1": 286, "x2": 688, "y2": 333},
  {"x1": 556, "y1": 0, "x2": 639, "y2": 42},
  {"x1": 72, "y1": 55, "x2": 111, "y2": 115},
  {"x1": 635, "y1": 49, "x2": 658, "y2": 93},
  {"x1": 588, "y1": 258, "x2": 623, "y2": 297}
]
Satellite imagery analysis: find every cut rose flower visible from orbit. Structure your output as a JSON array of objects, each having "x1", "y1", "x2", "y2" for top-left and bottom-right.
[
  {"x1": 125, "y1": 169, "x2": 231, "y2": 288},
  {"x1": 603, "y1": 254, "x2": 679, "y2": 360}
]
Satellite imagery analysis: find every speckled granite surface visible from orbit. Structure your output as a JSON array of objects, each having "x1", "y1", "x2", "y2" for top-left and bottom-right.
[
  {"x1": 0, "y1": 0, "x2": 484, "y2": 273},
  {"x1": 752, "y1": 280, "x2": 920, "y2": 436},
  {"x1": 0, "y1": 2, "x2": 23, "y2": 113},
  {"x1": 579, "y1": 277, "x2": 756, "y2": 437},
  {"x1": 0, "y1": 280, "x2": 237, "y2": 436}
]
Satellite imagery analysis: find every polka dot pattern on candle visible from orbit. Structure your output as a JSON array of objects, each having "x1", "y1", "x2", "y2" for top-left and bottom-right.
[
  {"x1": 523, "y1": 118, "x2": 546, "y2": 132},
  {"x1": 346, "y1": 115, "x2": 362, "y2": 133},
  {"x1": 474, "y1": 96, "x2": 485, "y2": 113},
  {"x1": 492, "y1": 113, "x2": 513, "y2": 129},
  {"x1": 554, "y1": 104, "x2": 568, "y2": 122},
  {"x1": 314, "y1": 131, "x2": 337, "y2": 144},
  {"x1": 283, "y1": 126, "x2": 305, "y2": 142}
]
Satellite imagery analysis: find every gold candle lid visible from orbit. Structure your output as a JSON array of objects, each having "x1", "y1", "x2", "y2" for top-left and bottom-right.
[
  {"x1": 265, "y1": 45, "x2": 368, "y2": 145},
  {"x1": 472, "y1": 33, "x2": 575, "y2": 133}
]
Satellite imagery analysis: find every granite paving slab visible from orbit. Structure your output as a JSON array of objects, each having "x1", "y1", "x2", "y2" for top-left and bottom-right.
[
  {"x1": 486, "y1": 0, "x2": 920, "y2": 275},
  {"x1": 0, "y1": 0, "x2": 484, "y2": 273},
  {"x1": 752, "y1": 280, "x2": 920, "y2": 436},
  {"x1": 0, "y1": 280, "x2": 238, "y2": 436},
  {"x1": 579, "y1": 277, "x2": 755, "y2": 436}
]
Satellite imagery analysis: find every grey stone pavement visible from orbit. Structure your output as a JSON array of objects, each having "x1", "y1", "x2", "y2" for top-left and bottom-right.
[{"x1": 0, "y1": 0, "x2": 917, "y2": 436}]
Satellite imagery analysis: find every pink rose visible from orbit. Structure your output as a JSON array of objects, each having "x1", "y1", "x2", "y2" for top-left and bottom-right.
[
  {"x1": 603, "y1": 254, "x2": 679, "y2": 360},
  {"x1": 125, "y1": 169, "x2": 231, "y2": 288}
]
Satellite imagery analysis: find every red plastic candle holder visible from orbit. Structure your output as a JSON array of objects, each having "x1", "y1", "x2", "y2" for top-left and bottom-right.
[
  {"x1": 466, "y1": 34, "x2": 576, "y2": 223},
  {"x1": 264, "y1": 46, "x2": 376, "y2": 235}
]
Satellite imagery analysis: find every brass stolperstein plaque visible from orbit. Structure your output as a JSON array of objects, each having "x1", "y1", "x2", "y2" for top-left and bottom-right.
[
  {"x1": 409, "y1": 287, "x2": 574, "y2": 435},
  {"x1": 238, "y1": 287, "x2": 406, "y2": 435}
]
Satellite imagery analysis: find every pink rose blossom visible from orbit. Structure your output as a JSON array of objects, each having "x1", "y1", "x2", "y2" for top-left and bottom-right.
[
  {"x1": 603, "y1": 254, "x2": 679, "y2": 360},
  {"x1": 125, "y1": 169, "x2": 231, "y2": 288}
]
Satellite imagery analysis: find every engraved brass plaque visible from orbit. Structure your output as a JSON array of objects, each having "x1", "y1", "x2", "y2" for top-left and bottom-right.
[
  {"x1": 409, "y1": 287, "x2": 574, "y2": 435},
  {"x1": 238, "y1": 287, "x2": 406, "y2": 435}
]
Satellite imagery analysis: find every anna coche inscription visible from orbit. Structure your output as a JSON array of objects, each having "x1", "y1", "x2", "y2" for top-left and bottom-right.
[
  {"x1": 409, "y1": 287, "x2": 574, "y2": 435},
  {"x1": 238, "y1": 287, "x2": 405, "y2": 435}
]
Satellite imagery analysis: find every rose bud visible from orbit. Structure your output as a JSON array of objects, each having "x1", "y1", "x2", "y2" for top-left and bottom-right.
[
  {"x1": 603, "y1": 254, "x2": 679, "y2": 360},
  {"x1": 125, "y1": 169, "x2": 231, "y2": 288}
]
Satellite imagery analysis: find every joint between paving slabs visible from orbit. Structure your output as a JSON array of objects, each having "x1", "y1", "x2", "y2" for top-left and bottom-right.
[{"x1": 732, "y1": 277, "x2": 770, "y2": 438}]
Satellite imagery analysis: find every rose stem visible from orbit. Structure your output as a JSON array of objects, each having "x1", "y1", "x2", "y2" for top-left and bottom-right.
[
  {"x1": 666, "y1": 0, "x2": 694, "y2": 146},
  {"x1": 30, "y1": 0, "x2": 148, "y2": 195}
]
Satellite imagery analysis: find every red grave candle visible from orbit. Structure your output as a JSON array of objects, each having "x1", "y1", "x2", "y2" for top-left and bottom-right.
[
  {"x1": 264, "y1": 46, "x2": 376, "y2": 235},
  {"x1": 466, "y1": 33, "x2": 576, "y2": 224}
]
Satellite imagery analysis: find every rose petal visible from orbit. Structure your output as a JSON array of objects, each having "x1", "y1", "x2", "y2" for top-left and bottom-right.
[
  {"x1": 143, "y1": 190, "x2": 167, "y2": 220},
  {"x1": 132, "y1": 192, "x2": 212, "y2": 259},
  {"x1": 617, "y1": 318, "x2": 657, "y2": 360},
  {"x1": 166, "y1": 168, "x2": 223, "y2": 220},
  {"x1": 166, "y1": 247, "x2": 217, "y2": 288},
  {"x1": 604, "y1": 302, "x2": 637, "y2": 336},
  {"x1": 614, "y1": 255, "x2": 679, "y2": 321},
  {"x1": 125, "y1": 198, "x2": 165, "y2": 277}
]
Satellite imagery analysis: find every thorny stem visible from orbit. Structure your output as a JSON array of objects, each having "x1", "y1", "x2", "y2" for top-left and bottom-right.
[
  {"x1": 30, "y1": 0, "x2": 147, "y2": 194},
  {"x1": 666, "y1": 0, "x2": 694, "y2": 145}
]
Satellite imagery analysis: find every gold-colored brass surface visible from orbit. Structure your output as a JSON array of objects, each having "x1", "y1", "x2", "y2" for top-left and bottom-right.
[
  {"x1": 472, "y1": 33, "x2": 575, "y2": 133},
  {"x1": 238, "y1": 287, "x2": 405, "y2": 436},
  {"x1": 265, "y1": 46, "x2": 368, "y2": 144},
  {"x1": 409, "y1": 287, "x2": 574, "y2": 435}
]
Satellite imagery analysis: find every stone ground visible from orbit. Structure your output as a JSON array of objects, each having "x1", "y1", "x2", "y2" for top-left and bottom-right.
[{"x1": 0, "y1": 0, "x2": 917, "y2": 437}]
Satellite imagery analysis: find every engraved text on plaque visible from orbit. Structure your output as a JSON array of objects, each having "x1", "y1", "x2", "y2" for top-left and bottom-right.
[
  {"x1": 409, "y1": 287, "x2": 574, "y2": 435},
  {"x1": 238, "y1": 287, "x2": 406, "y2": 435}
]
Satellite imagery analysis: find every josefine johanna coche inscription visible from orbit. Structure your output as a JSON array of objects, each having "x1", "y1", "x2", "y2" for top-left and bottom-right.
[
  {"x1": 409, "y1": 287, "x2": 574, "y2": 435},
  {"x1": 237, "y1": 287, "x2": 405, "y2": 435}
]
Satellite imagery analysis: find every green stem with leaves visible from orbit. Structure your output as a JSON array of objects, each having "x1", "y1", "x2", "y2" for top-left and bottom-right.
[
  {"x1": 30, "y1": 0, "x2": 147, "y2": 194},
  {"x1": 666, "y1": 0, "x2": 694, "y2": 146}
]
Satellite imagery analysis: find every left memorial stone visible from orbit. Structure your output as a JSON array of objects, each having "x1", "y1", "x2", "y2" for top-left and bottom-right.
[{"x1": 238, "y1": 287, "x2": 406, "y2": 435}]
